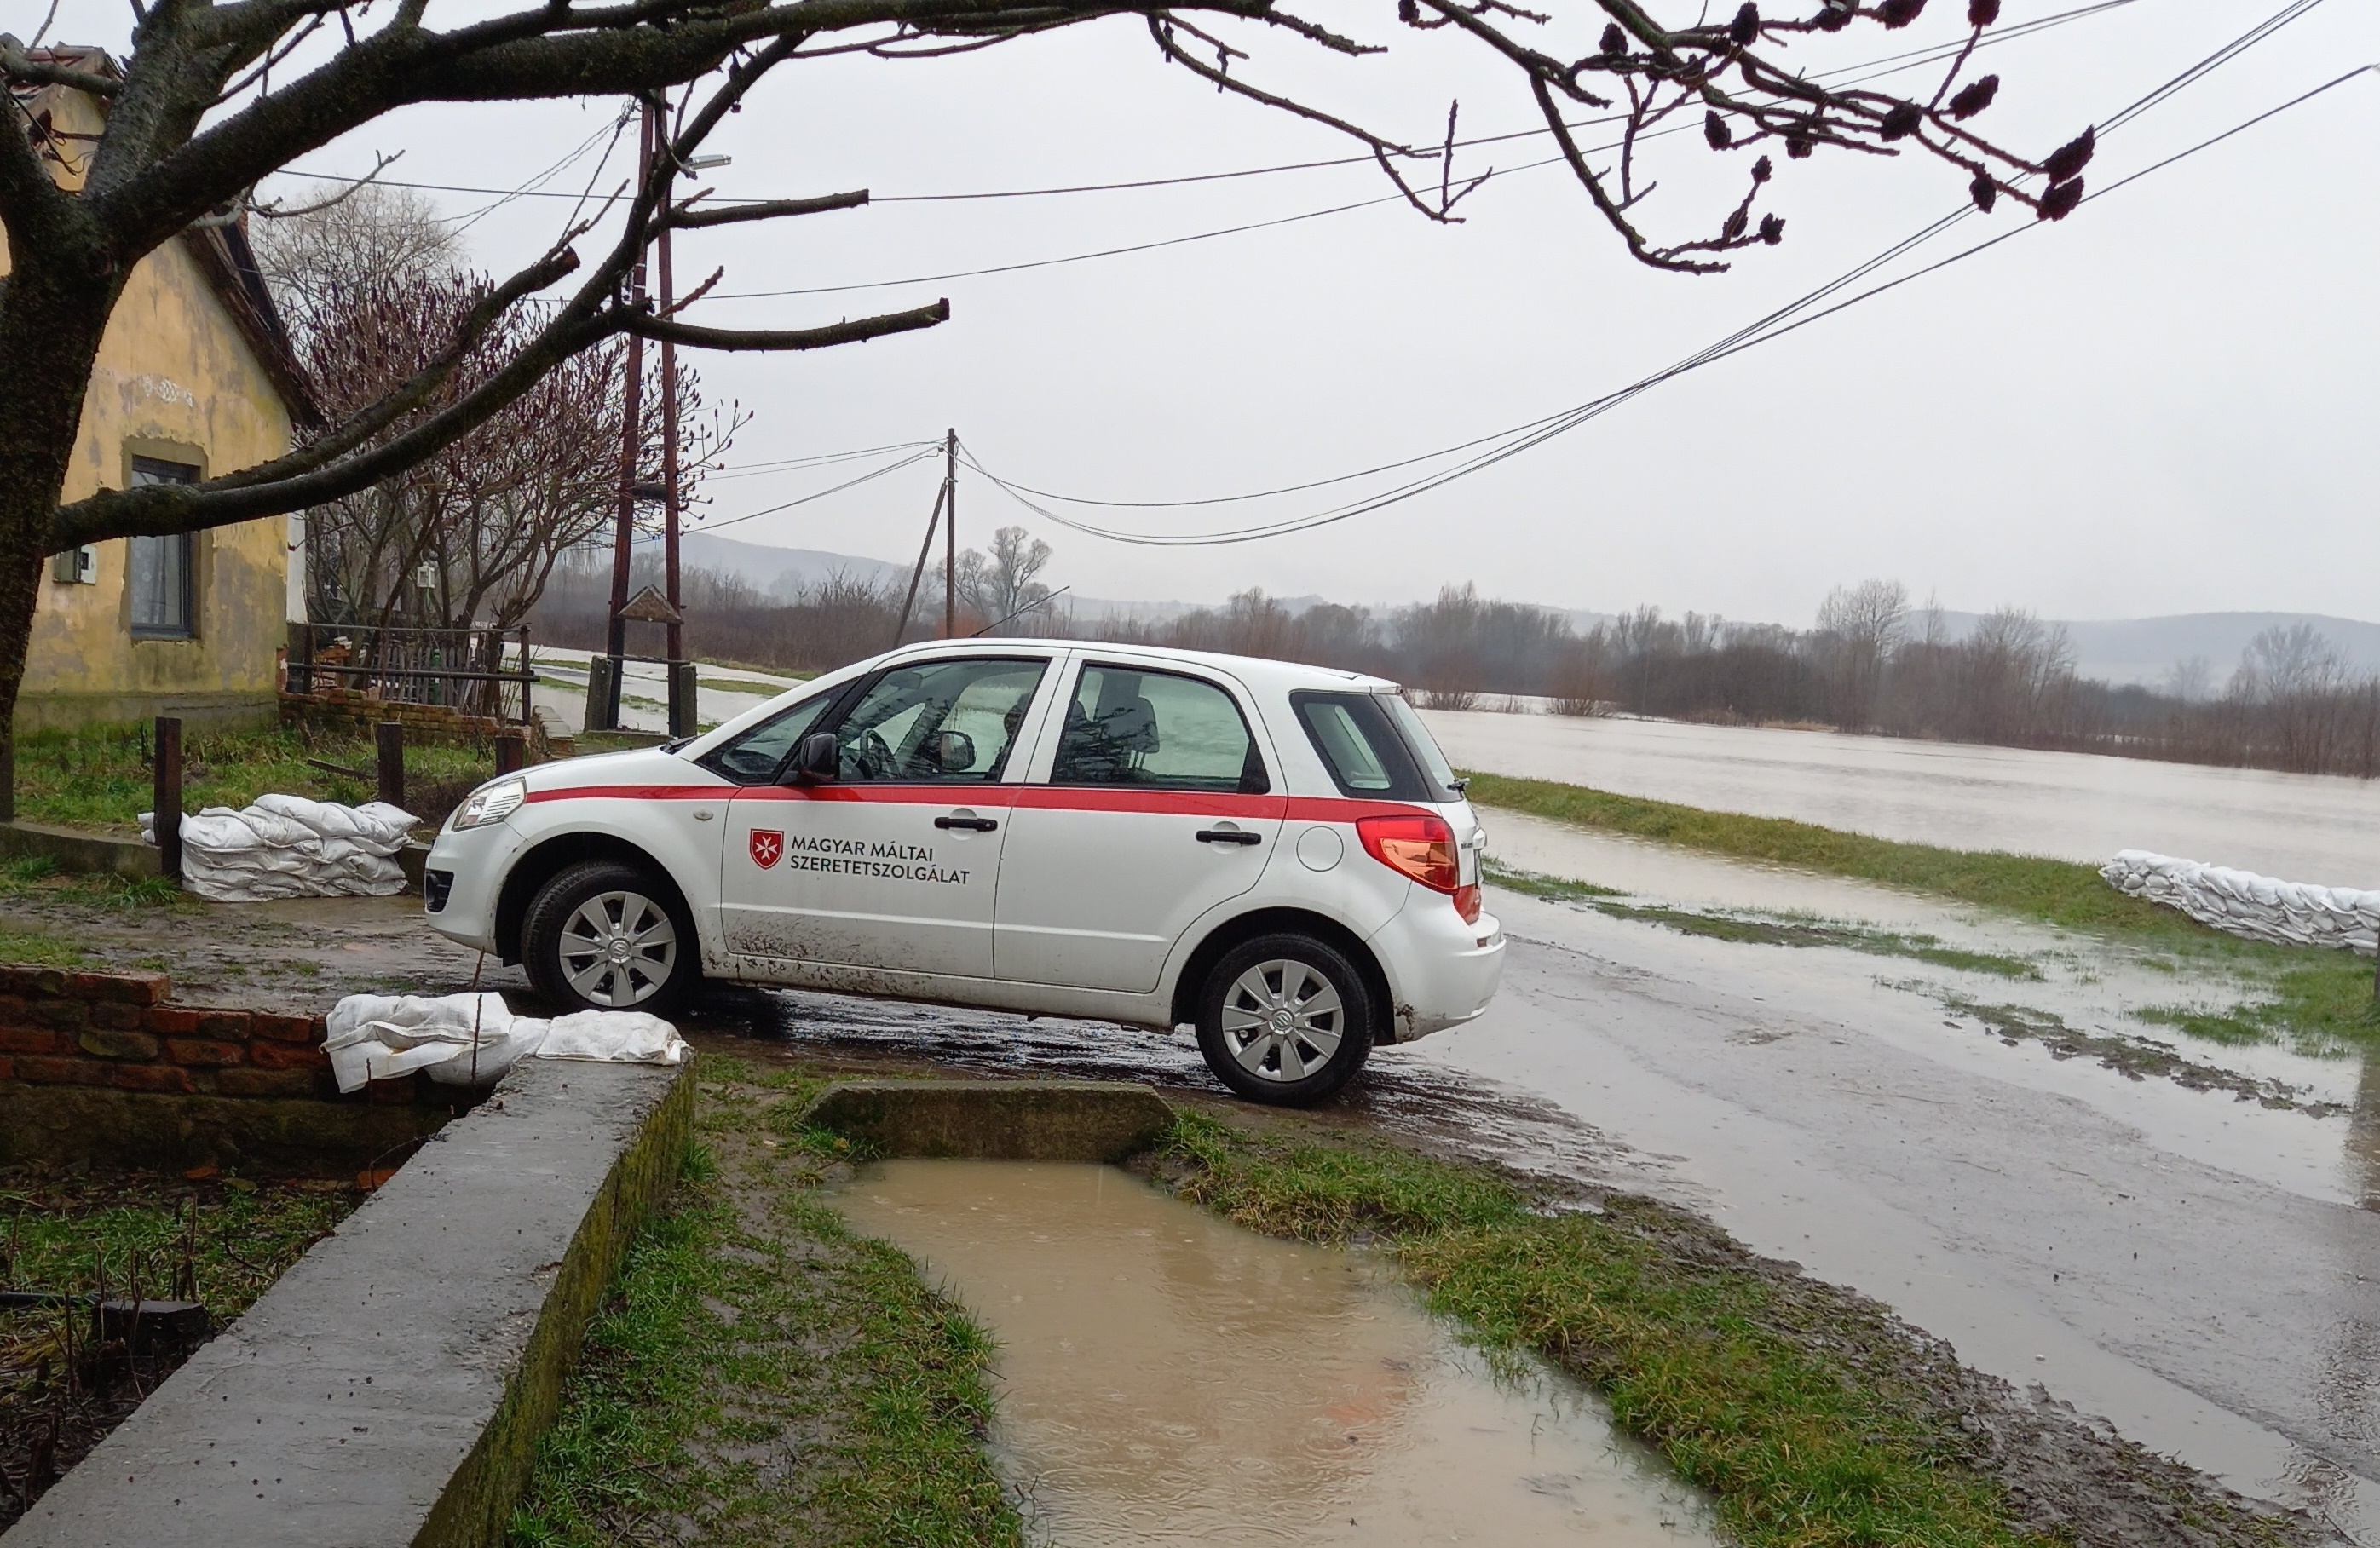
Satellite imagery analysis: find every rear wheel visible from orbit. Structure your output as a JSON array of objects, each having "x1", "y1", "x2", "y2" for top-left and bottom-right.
[
  {"x1": 1194, "y1": 933, "x2": 1374, "y2": 1107},
  {"x1": 522, "y1": 860, "x2": 698, "y2": 1016}
]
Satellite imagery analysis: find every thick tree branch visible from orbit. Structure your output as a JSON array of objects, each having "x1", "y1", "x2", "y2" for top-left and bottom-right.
[
  {"x1": 625, "y1": 296, "x2": 949, "y2": 350},
  {"x1": 670, "y1": 189, "x2": 870, "y2": 228},
  {"x1": 0, "y1": 38, "x2": 121, "y2": 97}
]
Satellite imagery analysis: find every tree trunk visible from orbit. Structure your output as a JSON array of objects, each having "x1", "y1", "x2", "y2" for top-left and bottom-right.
[{"x1": 0, "y1": 251, "x2": 119, "y2": 813}]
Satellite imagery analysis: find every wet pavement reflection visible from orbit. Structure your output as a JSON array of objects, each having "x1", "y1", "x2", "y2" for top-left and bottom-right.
[{"x1": 831, "y1": 1160, "x2": 1717, "y2": 1546}]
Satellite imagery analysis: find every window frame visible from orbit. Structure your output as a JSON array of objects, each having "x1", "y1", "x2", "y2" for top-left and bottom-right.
[
  {"x1": 1043, "y1": 659, "x2": 1271, "y2": 796},
  {"x1": 126, "y1": 456, "x2": 200, "y2": 642}
]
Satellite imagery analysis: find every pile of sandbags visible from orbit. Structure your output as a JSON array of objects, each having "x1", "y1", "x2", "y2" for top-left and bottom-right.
[
  {"x1": 140, "y1": 795, "x2": 418, "y2": 901},
  {"x1": 323, "y1": 992, "x2": 689, "y2": 1091},
  {"x1": 2101, "y1": 849, "x2": 2380, "y2": 956}
]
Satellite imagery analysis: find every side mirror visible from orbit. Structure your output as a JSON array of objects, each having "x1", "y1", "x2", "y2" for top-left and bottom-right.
[
  {"x1": 791, "y1": 730, "x2": 839, "y2": 785},
  {"x1": 932, "y1": 730, "x2": 977, "y2": 774}
]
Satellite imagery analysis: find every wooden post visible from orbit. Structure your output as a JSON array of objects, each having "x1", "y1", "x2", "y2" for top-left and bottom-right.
[
  {"x1": 0, "y1": 740, "x2": 14, "y2": 824},
  {"x1": 377, "y1": 722, "x2": 405, "y2": 810},
  {"x1": 153, "y1": 716, "x2": 182, "y2": 883},
  {"x1": 495, "y1": 730, "x2": 526, "y2": 775}
]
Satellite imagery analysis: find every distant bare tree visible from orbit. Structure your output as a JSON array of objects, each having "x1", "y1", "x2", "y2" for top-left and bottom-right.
[
  {"x1": 252, "y1": 183, "x2": 458, "y2": 326},
  {"x1": 2162, "y1": 654, "x2": 2215, "y2": 703},
  {"x1": 1814, "y1": 578, "x2": 1907, "y2": 731},
  {"x1": 954, "y1": 525, "x2": 1055, "y2": 634}
]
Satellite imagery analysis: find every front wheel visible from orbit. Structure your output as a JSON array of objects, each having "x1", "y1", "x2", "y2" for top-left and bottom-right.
[
  {"x1": 1194, "y1": 933, "x2": 1374, "y2": 1107},
  {"x1": 522, "y1": 860, "x2": 699, "y2": 1016}
]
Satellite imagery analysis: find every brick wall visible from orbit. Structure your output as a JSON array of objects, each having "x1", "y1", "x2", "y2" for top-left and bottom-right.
[
  {"x1": 279, "y1": 688, "x2": 562, "y2": 759},
  {"x1": 0, "y1": 964, "x2": 436, "y2": 1107}
]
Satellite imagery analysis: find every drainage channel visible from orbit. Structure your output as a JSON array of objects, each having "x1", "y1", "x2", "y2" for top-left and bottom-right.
[{"x1": 831, "y1": 1160, "x2": 1718, "y2": 1546}]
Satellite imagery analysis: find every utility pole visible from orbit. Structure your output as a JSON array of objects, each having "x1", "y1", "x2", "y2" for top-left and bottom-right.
[
  {"x1": 659, "y1": 171, "x2": 690, "y2": 737},
  {"x1": 942, "y1": 427, "x2": 957, "y2": 637},
  {"x1": 594, "y1": 103, "x2": 655, "y2": 734}
]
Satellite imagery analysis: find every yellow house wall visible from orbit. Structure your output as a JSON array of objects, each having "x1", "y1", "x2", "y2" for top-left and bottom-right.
[{"x1": 1, "y1": 79, "x2": 296, "y2": 734}]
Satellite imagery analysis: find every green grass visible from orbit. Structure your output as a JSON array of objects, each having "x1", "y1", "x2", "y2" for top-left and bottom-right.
[
  {"x1": 1467, "y1": 769, "x2": 2380, "y2": 1050},
  {"x1": 2138, "y1": 952, "x2": 2380, "y2": 1051},
  {"x1": 510, "y1": 1087, "x2": 1020, "y2": 1548},
  {"x1": 13, "y1": 722, "x2": 498, "y2": 830},
  {"x1": 1487, "y1": 862, "x2": 2040, "y2": 979},
  {"x1": 1465, "y1": 771, "x2": 2200, "y2": 943},
  {"x1": 699, "y1": 676, "x2": 794, "y2": 697},
  {"x1": 1160, "y1": 1114, "x2": 2053, "y2": 1548}
]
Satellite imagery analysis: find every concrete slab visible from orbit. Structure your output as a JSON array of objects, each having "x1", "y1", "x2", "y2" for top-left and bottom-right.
[
  {"x1": 803, "y1": 1078, "x2": 1173, "y2": 1164},
  {"x1": 0, "y1": 820, "x2": 156, "y2": 879},
  {"x1": 3, "y1": 1057, "x2": 692, "y2": 1548}
]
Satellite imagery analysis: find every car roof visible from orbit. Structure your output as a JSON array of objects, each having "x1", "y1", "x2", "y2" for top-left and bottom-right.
[{"x1": 879, "y1": 636, "x2": 1403, "y2": 696}]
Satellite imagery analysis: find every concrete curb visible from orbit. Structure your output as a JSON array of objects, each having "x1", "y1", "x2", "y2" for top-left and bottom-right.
[
  {"x1": 802, "y1": 1078, "x2": 1173, "y2": 1164},
  {"x1": 3, "y1": 1057, "x2": 693, "y2": 1548},
  {"x1": 0, "y1": 820, "x2": 158, "y2": 879}
]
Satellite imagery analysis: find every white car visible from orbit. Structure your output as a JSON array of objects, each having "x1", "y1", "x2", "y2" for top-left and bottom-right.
[{"x1": 423, "y1": 640, "x2": 1505, "y2": 1105}]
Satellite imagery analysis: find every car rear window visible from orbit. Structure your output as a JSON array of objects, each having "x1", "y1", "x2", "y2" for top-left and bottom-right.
[{"x1": 1291, "y1": 691, "x2": 1460, "y2": 803}]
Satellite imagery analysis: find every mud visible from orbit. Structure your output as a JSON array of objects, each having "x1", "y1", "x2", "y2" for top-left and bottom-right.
[{"x1": 831, "y1": 1159, "x2": 1720, "y2": 1547}]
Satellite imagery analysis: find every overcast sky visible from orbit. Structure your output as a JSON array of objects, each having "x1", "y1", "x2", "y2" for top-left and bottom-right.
[{"x1": 68, "y1": 0, "x2": 2380, "y2": 626}]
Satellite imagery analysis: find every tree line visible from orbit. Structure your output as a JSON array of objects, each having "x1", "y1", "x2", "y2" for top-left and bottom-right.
[{"x1": 529, "y1": 553, "x2": 2380, "y2": 780}]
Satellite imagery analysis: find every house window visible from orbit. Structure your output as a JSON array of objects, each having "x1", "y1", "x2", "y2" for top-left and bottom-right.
[{"x1": 127, "y1": 456, "x2": 198, "y2": 640}]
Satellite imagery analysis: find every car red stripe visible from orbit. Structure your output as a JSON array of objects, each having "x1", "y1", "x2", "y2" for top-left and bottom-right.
[{"x1": 524, "y1": 783, "x2": 1436, "y2": 824}]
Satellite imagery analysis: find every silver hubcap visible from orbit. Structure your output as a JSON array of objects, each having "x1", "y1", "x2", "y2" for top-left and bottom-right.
[
  {"x1": 558, "y1": 889, "x2": 677, "y2": 1007},
  {"x1": 1219, "y1": 958, "x2": 1344, "y2": 1084}
]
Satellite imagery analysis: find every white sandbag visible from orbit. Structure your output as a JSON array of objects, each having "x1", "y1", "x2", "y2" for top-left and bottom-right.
[
  {"x1": 324, "y1": 992, "x2": 533, "y2": 1092},
  {"x1": 322, "y1": 993, "x2": 688, "y2": 1092},
  {"x1": 143, "y1": 795, "x2": 418, "y2": 901},
  {"x1": 2100, "y1": 850, "x2": 2380, "y2": 956},
  {"x1": 538, "y1": 1010, "x2": 689, "y2": 1067}
]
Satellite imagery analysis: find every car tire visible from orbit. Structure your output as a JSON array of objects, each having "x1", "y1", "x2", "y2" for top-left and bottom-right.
[
  {"x1": 522, "y1": 860, "x2": 699, "y2": 1017},
  {"x1": 1194, "y1": 933, "x2": 1374, "y2": 1107}
]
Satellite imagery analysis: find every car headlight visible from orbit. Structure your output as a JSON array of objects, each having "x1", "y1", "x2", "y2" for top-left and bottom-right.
[{"x1": 450, "y1": 777, "x2": 527, "y2": 832}]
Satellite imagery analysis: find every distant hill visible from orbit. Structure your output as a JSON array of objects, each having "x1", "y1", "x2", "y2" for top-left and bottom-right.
[{"x1": 671, "y1": 535, "x2": 2378, "y2": 689}]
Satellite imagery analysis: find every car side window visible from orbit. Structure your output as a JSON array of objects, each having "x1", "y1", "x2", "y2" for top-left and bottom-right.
[
  {"x1": 1049, "y1": 665, "x2": 1267, "y2": 793},
  {"x1": 704, "y1": 691, "x2": 838, "y2": 785},
  {"x1": 832, "y1": 658, "x2": 1046, "y2": 783}
]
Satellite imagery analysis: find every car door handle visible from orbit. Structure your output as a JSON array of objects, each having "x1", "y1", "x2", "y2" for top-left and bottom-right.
[
  {"x1": 1196, "y1": 828, "x2": 1262, "y2": 846},
  {"x1": 935, "y1": 814, "x2": 999, "y2": 832}
]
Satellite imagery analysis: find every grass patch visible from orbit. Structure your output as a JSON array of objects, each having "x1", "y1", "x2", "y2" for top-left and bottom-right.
[
  {"x1": 13, "y1": 722, "x2": 498, "y2": 831},
  {"x1": 1466, "y1": 771, "x2": 2197, "y2": 942},
  {"x1": 699, "y1": 676, "x2": 793, "y2": 697},
  {"x1": 511, "y1": 1085, "x2": 1018, "y2": 1548},
  {"x1": 1157, "y1": 1112, "x2": 2294, "y2": 1548},
  {"x1": 1488, "y1": 862, "x2": 2040, "y2": 979},
  {"x1": 1468, "y1": 770, "x2": 2380, "y2": 1050},
  {"x1": 2137, "y1": 952, "x2": 2380, "y2": 1052}
]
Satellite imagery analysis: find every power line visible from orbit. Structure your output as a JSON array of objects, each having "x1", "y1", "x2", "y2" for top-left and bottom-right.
[
  {"x1": 968, "y1": 13, "x2": 2359, "y2": 546},
  {"x1": 662, "y1": 446, "x2": 942, "y2": 539}
]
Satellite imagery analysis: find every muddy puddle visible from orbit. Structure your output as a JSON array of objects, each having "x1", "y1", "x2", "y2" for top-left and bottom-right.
[{"x1": 831, "y1": 1160, "x2": 1717, "y2": 1547}]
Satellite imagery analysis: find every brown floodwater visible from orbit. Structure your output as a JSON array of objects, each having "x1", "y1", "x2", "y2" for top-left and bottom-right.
[{"x1": 831, "y1": 1160, "x2": 1717, "y2": 1547}]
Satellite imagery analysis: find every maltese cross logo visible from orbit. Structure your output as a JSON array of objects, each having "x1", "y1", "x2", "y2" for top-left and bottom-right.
[{"x1": 749, "y1": 830, "x2": 783, "y2": 869}]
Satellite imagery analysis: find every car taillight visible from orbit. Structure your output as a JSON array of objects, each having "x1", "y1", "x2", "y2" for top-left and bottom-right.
[
  {"x1": 1357, "y1": 814, "x2": 1460, "y2": 893},
  {"x1": 1454, "y1": 883, "x2": 1482, "y2": 924}
]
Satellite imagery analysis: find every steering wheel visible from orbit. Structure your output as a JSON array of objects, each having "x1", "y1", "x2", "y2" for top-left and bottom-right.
[{"x1": 853, "y1": 729, "x2": 896, "y2": 781}]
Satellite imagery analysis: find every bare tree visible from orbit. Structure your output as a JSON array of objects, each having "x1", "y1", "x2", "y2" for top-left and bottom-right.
[
  {"x1": 1815, "y1": 577, "x2": 1907, "y2": 730},
  {"x1": 951, "y1": 524, "x2": 1055, "y2": 633},
  {"x1": 251, "y1": 181, "x2": 458, "y2": 325},
  {"x1": 0, "y1": 0, "x2": 2088, "y2": 774}
]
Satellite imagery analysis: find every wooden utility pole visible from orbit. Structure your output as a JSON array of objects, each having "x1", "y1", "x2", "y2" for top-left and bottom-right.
[
  {"x1": 596, "y1": 103, "x2": 656, "y2": 734},
  {"x1": 942, "y1": 428, "x2": 957, "y2": 637},
  {"x1": 659, "y1": 171, "x2": 689, "y2": 738}
]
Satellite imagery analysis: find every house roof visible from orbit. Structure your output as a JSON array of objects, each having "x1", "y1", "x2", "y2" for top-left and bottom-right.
[{"x1": 12, "y1": 46, "x2": 323, "y2": 429}]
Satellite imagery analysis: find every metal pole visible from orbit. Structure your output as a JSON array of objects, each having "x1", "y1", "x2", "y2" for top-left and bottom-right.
[
  {"x1": 153, "y1": 716, "x2": 182, "y2": 883},
  {"x1": 943, "y1": 427, "x2": 957, "y2": 638},
  {"x1": 597, "y1": 103, "x2": 655, "y2": 733}
]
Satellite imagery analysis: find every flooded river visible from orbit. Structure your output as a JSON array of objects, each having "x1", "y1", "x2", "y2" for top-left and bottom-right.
[
  {"x1": 832, "y1": 1160, "x2": 1716, "y2": 1547},
  {"x1": 1423, "y1": 708, "x2": 2380, "y2": 889}
]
